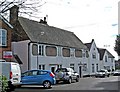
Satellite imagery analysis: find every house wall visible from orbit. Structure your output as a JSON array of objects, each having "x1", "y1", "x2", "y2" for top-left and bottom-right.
[
  {"x1": 0, "y1": 19, "x2": 12, "y2": 61},
  {"x1": 102, "y1": 51, "x2": 115, "y2": 71},
  {"x1": 29, "y1": 43, "x2": 89, "y2": 76},
  {"x1": 12, "y1": 40, "x2": 30, "y2": 72},
  {"x1": 88, "y1": 41, "x2": 100, "y2": 75}
]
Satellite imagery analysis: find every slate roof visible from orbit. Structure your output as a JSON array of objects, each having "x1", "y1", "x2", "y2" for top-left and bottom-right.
[
  {"x1": 98, "y1": 48, "x2": 115, "y2": 60},
  {"x1": 18, "y1": 17, "x2": 86, "y2": 49},
  {"x1": 84, "y1": 39, "x2": 94, "y2": 51},
  {"x1": 98, "y1": 48, "x2": 106, "y2": 60},
  {"x1": 84, "y1": 43, "x2": 92, "y2": 51}
]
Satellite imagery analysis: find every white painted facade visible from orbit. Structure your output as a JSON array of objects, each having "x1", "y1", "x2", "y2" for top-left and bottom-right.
[
  {"x1": 12, "y1": 39, "x2": 115, "y2": 76},
  {"x1": 12, "y1": 41, "x2": 89, "y2": 77},
  {"x1": 86, "y1": 40, "x2": 100, "y2": 75},
  {"x1": 100, "y1": 50, "x2": 115, "y2": 71}
]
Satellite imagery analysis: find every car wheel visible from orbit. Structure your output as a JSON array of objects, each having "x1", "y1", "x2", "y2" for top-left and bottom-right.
[
  {"x1": 76, "y1": 76, "x2": 79, "y2": 82},
  {"x1": 43, "y1": 81, "x2": 51, "y2": 89},
  {"x1": 67, "y1": 77, "x2": 72, "y2": 84}
]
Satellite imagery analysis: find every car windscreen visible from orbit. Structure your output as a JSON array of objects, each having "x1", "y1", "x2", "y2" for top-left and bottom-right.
[
  {"x1": 56, "y1": 68, "x2": 68, "y2": 72},
  {"x1": 116, "y1": 70, "x2": 120, "y2": 72},
  {"x1": 98, "y1": 70, "x2": 105, "y2": 72}
]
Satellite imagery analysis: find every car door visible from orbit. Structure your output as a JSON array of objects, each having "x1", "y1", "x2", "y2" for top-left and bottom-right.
[
  {"x1": 22, "y1": 70, "x2": 38, "y2": 84},
  {"x1": 37, "y1": 71, "x2": 49, "y2": 84}
]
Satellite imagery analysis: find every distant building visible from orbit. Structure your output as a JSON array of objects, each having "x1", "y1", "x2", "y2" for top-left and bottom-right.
[
  {"x1": 98, "y1": 48, "x2": 115, "y2": 71},
  {"x1": 0, "y1": 14, "x2": 13, "y2": 61},
  {"x1": 115, "y1": 59, "x2": 120, "y2": 69},
  {"x1": 85, "y1": 39, "x2": 115, "y2": 76}
]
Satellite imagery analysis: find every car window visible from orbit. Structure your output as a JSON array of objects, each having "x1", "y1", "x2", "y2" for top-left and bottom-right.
[
  {"x1": 11, "y1": 64, "x2": 19, "y2": 73},
  {"x1": 98, "y1": 70, "x2": 105, "y2": 72},
  {"x1": 70, "y1": 69, "x2": 74, "y2": 73},
  {"x1": 56, "y1": 68, "x2": 68, "y2": 72},
  {"x1": 22, "y1": 71, "x2": 38, "y2": 76},
  {"x1": 22, "y1": 72, "x2": 30, "y2": 76},
  {"x1": 38, "y1": 71, "x2": 48, "y2": 75},
  {"x1": 116, "y1": 70, "x2": 120, "y2": 72},
  {"x1": 32, "y1": 71, "x2": 38, "y2": 76}
]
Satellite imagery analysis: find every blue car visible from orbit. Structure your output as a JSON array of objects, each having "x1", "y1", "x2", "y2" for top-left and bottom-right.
[{"x1": 21, "y1": 70, "x2": 56, "y2": 88}]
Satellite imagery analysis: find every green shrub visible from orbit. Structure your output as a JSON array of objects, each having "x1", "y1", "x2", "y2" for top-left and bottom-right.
[{"x1": 0, "y1": 75, "x2": 8, "y2": 92}]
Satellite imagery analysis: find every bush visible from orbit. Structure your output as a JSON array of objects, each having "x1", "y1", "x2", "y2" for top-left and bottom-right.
[{"x1": 0, "y1": 75, "x2": 8, "y2": 92}]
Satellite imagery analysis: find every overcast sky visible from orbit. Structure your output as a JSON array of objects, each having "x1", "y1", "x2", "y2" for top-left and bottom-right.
[{"x1": 24, "y1": 0, "x2": 119, "y2": 60}]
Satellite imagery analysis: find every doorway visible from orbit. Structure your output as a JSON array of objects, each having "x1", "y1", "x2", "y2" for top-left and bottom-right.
[
  {"x1": 79, "y1": 66, "x2": 82, "y2": 78},
  {"x1": 51, "y1": 67, "x2": 55, "y2": 74}
]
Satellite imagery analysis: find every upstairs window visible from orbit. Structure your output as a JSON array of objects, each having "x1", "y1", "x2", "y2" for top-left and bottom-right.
[
  {"x1": 92, "y1": 52, "x2": 96, "y2": 59},
  {"x1": 0, "y1": 29, "x2": 7, "y2": 46},
  {"x1": 105, "y1": 56, "x2": 107, "y2": 62},
  {"x1": 62, "y1": 48, "x2": 70, "y2": 57},
  {"x1": 46, "y1": 46, "x2": 57, "y2": 56},
  {"x1": 75, "y1": 49, "x2": 82, "y2": 58},
  {"x1": 32, "y1": 44, "x2": 38, "y2": 55},
  {"x1": 39, "y1": 45, "x2": 44, "y2": 56},
  {"x1": 86, "y1": 51, "x2": 89, "y2": 58}
]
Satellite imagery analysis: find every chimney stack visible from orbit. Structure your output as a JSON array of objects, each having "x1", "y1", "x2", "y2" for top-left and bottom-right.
[
  {"x1": 10, "y1": 5, "x2": 19, "y2": 25},
  {"x1": 39, "y1": 16, "x2": 47, "y2": 25}
]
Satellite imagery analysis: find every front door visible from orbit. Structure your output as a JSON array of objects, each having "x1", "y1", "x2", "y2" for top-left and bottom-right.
[
  {"x1": 51, "y1": 67, "x2": 55, "y2": 74},
  {"x1": 50, "y1": 65, "x2": 58, "y2": 74},
  {"x1": 79, "y1": 66, "x2": 82, "y2": 78}
]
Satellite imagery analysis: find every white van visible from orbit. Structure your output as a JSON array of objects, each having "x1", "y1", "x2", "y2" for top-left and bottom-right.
[{"x1": 0, "y1": 60, "x2": 21, "y2": 86}]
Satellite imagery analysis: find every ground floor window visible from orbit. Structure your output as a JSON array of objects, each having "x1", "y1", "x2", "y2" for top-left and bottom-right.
[
  {"x1": 57, "y1": 64, "x2": 62, "y2": 68},
  {"x1": 70, "y1": 64, "x2": 74, "y2": 70},
  {"x1": 96, "y1": 64, "x2": 98, "y2": 72},
  {"x1": 39, "y1": 65, "x2": 45, "y2": 70},
  {"x1": 83, "y1": 64, "x2": 87, "y2": 71},
  {"x1": 92, "y1": 64, "x2": 94, "y2": 73}
]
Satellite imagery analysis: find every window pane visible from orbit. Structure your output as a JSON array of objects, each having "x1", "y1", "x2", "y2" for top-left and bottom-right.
[
  {"x1": 62, "y1": 48, "x2": 70, "y2": 57},
  {"x1": 83, "y1": 64, "x2": 87, "y2": 71},
  {"x1": 86, "y1": 51, "x2": 89, "y2": 58},
  {"x1": 0, "y1": 36, "x2": 1, "y2": 45},
  {"x1": 70, "y1": 64, "x2": 74, "y2": 70},
  {"x1": 32, "y1": 44, "x2": 38, "y2": 55},
  {"x1": 92, "y1": 64, "x2": 94, "y2": 73},
  {"x1": 75, "y1": 50, "x2": 82, "y2": 57},
  {"x1": 46, "y1": 46, "x2": 57, "y2": 56},
  {"x1": 0, "y1": 29, "x2": 7, "y2": 46},
  {"x1": 2, "y1": 37, "x2": 6, "y2": 45},
  {"x1": 39, "y1": 45, "x2": 44, "y2": 56}
]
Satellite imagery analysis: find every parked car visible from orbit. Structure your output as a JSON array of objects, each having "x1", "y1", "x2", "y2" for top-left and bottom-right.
[
  {"x1": 0, "y1": 61, "x2": 21, "y2": 91},
  {"x1": 113, "y1": 70, "x2": 120, "y2": 76},
  {"x1": 55, "y1": 68, "x2": 79, "y2": 84},
  {"x1": 95, "y1": 69, "x2": 110, "y2": 78},
  {"x1": 0, "y1": 61, "x2": 21, "y2": 86},
  {"x1": 21, "y1": 70, "x2": 56, "y2": 88}
]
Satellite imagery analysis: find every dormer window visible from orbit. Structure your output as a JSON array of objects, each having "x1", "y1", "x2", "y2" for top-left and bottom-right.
[{"x1": 0, "y1": 29, "x2": 7, "y2": 46}]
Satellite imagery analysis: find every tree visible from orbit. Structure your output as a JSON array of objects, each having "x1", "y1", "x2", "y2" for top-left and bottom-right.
[
  {"x1": 0, "y1": 0, "x2": 46, "y2": 19},
  {"x1": 114, "y1": 34, "x2": 120, "y2": 56}
]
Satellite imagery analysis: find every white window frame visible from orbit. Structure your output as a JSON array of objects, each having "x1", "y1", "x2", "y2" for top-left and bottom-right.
[{"x1": 0, "y1": 29, "x2": 7, "y2": 46}]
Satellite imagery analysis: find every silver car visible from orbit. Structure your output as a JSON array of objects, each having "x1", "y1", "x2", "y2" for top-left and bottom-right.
[
  {"x1": 55, "y1": 68, "x2": 79, "y2": 84},
  {"x1": 95, "y1": 69, "x2": 110, "y2": 78}
]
